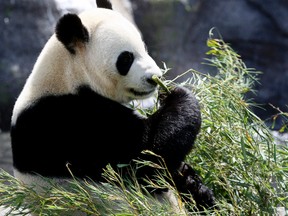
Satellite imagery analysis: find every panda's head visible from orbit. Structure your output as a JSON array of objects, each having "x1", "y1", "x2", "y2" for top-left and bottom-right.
[{"x1": 55, "y1": 0, "x2": 162, "y2": 103}]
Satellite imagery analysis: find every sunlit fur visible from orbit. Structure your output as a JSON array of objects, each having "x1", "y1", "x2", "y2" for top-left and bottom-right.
[{"x1": 12, "y1": 8, "x2": 161, "y2": 125}]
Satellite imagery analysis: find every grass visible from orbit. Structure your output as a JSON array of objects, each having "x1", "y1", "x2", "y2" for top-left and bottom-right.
[{"x1": 0, "y1": 31, "x2": 287, "y2": 215}]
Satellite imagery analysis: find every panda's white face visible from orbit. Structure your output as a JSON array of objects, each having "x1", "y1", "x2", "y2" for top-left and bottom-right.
[
  {"x1": 78, "y1": 9, "x2": 162, "y2": 103},
  {"x1": 12, "y1": 8, "x2": 162, "y2": 124}
]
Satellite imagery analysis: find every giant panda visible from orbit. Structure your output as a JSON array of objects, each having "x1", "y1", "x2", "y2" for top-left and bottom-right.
[{"x1": 10, "y1": 0, "x2": 216, "y2": 212}]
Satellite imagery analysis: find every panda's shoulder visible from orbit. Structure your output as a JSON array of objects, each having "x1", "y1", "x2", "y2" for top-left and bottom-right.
[{"x1": 16, "y1": 86, "x2": 139, "y2": 128}]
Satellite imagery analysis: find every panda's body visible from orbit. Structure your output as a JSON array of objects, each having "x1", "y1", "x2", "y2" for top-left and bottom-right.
[
  {"x1": 11, "y1": 0, "x2": 216, "y2": 212},
  {"x1": 13, "y1": 85, "x2": 143, "y2": 178}
]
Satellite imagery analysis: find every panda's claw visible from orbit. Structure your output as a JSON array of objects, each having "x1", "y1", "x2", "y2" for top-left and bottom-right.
[{"x1": 173, "y1": 162, "x2": 218, "y2": 211}]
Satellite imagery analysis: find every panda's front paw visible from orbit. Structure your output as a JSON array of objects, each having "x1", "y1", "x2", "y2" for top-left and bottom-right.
[
  {"x1": 161, "y1": 86, "x2": 200, "y2": 113},
  {"x1": 174, "y1": 162, "x2": 218, "y2": 211}
]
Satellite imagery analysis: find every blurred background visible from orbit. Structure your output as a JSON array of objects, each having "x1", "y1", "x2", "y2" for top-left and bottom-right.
[{"x1": 0, "y1": 0, "x2": 288, "y2": 173}]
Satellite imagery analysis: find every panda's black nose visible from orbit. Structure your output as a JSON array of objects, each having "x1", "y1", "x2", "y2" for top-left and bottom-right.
[{"x1": 146, "y1": 76, "x2": 158, "y2": 87}]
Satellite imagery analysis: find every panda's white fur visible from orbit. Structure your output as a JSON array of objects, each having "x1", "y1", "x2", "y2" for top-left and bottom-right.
[
  {"x1": 10, "y1": 0, "x2": 216, "y2": 213},
  {"x1": 12, "y1": 8, "x2": 161, "y2": 126}
]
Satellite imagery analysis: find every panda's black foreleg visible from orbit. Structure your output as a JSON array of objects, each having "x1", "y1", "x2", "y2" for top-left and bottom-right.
[
  {"x1": 172, "y1": 162, "x2": 217, "y2": 211},
  {"x1": 143, "y1": 86, "x2": 201, "y2": 171},
  {"x1": 141, "y1": 86, "x2": 217, "y2": 211}
]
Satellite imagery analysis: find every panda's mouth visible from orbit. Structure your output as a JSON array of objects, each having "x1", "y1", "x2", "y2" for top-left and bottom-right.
[{"x1": 129, "y1": 88, "x2": 155, "y2": 97}]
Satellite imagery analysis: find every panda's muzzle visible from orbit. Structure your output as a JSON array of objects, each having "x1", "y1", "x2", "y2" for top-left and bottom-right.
[
  {"x1": 128, "y1": 75, "x2": 159, "y2": 97},
  {"x1": 146, "y1": 77, "x2": 158, "y2": 87},
  {"x1": 129, "y1": 88, "x2": 155, "y2": 97}
]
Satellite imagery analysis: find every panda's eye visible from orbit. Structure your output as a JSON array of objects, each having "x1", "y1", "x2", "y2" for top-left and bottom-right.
[{"x1": 116, "y1": 51, "x2": 134, "y2": 76}]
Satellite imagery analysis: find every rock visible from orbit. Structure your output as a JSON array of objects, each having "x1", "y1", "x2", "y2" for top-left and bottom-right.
[{"x1": 0, "y1": 132, "x2": 13, "y2": 175}]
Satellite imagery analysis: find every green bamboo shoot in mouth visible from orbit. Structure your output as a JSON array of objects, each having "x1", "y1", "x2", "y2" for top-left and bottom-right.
[{"x1": 151, "y1": 75, "x2": 171, "y2": 94}]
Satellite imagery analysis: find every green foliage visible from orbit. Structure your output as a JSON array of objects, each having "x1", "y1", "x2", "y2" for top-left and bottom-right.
[
  {"x1": 184, "y1": 31, "x2": 288, "y2": 215},
  {"x1": 0, "y1": 32, "x2": 287, "y2": 215}
]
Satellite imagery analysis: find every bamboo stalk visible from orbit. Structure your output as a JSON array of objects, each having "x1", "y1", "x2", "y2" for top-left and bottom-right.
[{"x1": 152, "y1": 75, "x2": 171, "y2": 94}]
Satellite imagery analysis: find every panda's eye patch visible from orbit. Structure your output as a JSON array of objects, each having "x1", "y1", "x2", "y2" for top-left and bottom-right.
[{"x1": 116, "y1": 51, "x2": 134, "y2": 76}]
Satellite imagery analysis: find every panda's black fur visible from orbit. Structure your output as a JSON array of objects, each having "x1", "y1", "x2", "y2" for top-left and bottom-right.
[
  {"x1": 12, "y1": 86, "x2": 144, "y2": 179},
  {"x1": 11, "y1": 0, "x2": 217, "y2": 212}
]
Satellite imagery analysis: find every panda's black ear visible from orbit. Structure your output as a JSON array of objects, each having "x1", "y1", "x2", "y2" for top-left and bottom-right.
[
  {"x1": 55, "y1": 13, "x2": 89, "y2": 54},
  {"x1": 96, "y1": 0, "x2": 113, "y2": 10}
]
